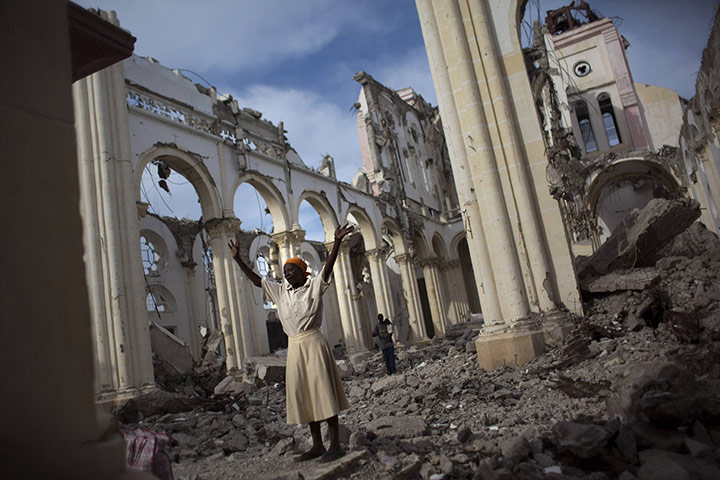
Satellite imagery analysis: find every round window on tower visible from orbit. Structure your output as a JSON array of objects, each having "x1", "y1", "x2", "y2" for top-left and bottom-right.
[{"x1": 573, "y1": 61, "x2": 591, "y2": 77}]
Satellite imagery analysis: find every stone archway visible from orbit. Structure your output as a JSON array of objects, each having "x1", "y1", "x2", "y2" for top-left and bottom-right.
[
  {"x1": 135, "y1": 145, "x2": 223, "y2": 221},
  {"x1": 586, "y1": 159, "x2": 681, "y2": 244}
]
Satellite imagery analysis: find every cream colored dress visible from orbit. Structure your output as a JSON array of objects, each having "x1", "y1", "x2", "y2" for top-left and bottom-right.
[{"x1": 262, "y1": 267, "x2": 350, "y2": 424}]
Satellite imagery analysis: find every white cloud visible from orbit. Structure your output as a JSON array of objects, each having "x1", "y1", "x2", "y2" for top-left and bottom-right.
[
  {"x1": 227, "y1": 84, "x2": 363, "y2": 182},
  {"x1": 77, "y1": 0, "x2": 384, "y2": 74}
]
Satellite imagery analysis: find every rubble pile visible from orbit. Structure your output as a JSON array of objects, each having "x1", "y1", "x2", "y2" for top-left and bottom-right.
[{"x1": 115, "y1": 199, "x2": 720, "y2": 479}]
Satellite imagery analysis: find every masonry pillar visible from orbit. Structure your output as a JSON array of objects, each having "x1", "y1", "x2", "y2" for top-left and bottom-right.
[
  {"x1": 205, "y1": 218, "x2": 245, "y2": 371},
  {"x1": 444, "y1": 260, "x2": 469, "y2": 324},
  {"x1": 74, "y1": 49, "x2": 154, "y2": 401},
  {"x1": 416, "y1": 0, "x2": 503, "y2": 325},
  {"x1": 394, "y1": 253, "x2": 427, "y2": 341},
  {"x1": 272, "y1": 229, "x2": 305, "y2": 265},
  {"x1": 329, "y1": 242, "x2": 368, "y2": 352},
  {"x1": 366, "y1": 248, "x2": 394, "y2": 320},
  {"x1": 181, "y1": 264, "x2": 203, "y2": 358},
  {"x1": 420, "y1": 258, "x2": 448, "y2": 336},
  {"x1": 417, "y1": 0, "x2": 583, "y2": 369}
]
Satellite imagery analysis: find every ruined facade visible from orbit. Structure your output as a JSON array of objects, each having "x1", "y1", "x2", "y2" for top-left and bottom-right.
[
  {"x1": 529, "y1": 1, "x2": 688, "y2": 253},
  {"x1": 679, "y1": 11, "x2": 720, "y2": 236},
  {"x1": 416, "y1": 0, "x2": 583, "y2": 370},
  {"x1": 73, "y1": 27, "x2": 477, "y2": 400},
  {"x1": 415, "y1": 0, "x2": 720, "y2": 370}
]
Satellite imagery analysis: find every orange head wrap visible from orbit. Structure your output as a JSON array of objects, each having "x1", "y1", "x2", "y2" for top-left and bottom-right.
[{"x1": 284, "y1": 257, "x2": 310, "y2": 276}]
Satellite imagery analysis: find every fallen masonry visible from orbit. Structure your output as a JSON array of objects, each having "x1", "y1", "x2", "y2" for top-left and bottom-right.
[{"x1": 115, "y1": 199, "x2": 720, "y2": 479}]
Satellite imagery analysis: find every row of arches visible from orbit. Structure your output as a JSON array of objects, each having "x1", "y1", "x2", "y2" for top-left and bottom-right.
[{"x1": 134, "y1": 144, "x2": 481, "y2": 377}]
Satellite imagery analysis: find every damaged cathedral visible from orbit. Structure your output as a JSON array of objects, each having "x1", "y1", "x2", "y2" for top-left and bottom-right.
[{"x1": 3, "y1": 0, "x2": 720, "y2": 478}]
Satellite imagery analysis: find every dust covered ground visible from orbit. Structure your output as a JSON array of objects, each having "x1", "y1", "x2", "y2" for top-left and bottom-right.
[{"x1": 118, "y1": 201, "x2": 720, "y2": 479}]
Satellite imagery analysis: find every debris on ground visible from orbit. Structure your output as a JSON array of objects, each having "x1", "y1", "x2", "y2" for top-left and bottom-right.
[{"x1": 115, "y1": 199, "x2": 720, "y2": 479}]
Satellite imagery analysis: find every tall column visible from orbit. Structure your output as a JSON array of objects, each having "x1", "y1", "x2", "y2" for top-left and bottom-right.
[
  {"x1": 416, "y1": 0, "x2": 554, "y2": 369},
  {"x1": 366, "y1": 248, "x2": 394, "y2": 320},
  {"x1": 420, "y1": 258, "x2": 448, "y2": 337},
  {"x1": 394, "y1": 253, "x2": 427, "y2": 341},
  {"x1": 74, "y1": 54, "x2": 154, "y2": 400},
  {"x1": 331, "y1": 242, "x2": 368, "y2": 352},
  {"x1": 205, "y1": 218, "x2": 244, "y2": 371},
  {"x1": 416, "y1": 0, "x2": 503, "y2": 325},
  {"x1": 181, "y1": 265, "x2": 203, "y2": 358},
  {"x1": 465, "y1": 0, "x2": 559, "y2": 314},
  {"x1": 446, "y1": 260, "x2": 470, "y2": 322}
]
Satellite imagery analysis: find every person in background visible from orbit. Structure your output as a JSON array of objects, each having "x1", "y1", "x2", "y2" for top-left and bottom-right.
[{"x1": 372, "y1": 314, "x2": 396, "y2": 374}]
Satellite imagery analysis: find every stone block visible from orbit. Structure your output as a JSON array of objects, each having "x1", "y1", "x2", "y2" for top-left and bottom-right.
[
  {"x1": 366, "y1": 415, "x2": 428, "y2": 439},
  {"x1": 474, "y1": 327, "x2": 545, "y2": 371}
]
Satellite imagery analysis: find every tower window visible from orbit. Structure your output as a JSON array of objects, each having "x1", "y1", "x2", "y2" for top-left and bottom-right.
[
  {"x1": 598, "y1": 94, "x2": 622, "y2": 147},
  {"x1": 574, "y1": 101, "x2": 597, "y2": 153}
]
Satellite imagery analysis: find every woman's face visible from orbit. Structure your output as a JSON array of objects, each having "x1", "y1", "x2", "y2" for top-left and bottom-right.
[{"x1": 283, "y1": 263, "x2": 306, "y2": 288}]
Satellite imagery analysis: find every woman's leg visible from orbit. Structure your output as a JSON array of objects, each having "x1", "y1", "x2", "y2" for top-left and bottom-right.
[
  {"x1": 308, "y1": 421, "x2": 325, "y2": 454},
  {"x1": 326, "y1": 415, "x2": 341, "y2": 452}
]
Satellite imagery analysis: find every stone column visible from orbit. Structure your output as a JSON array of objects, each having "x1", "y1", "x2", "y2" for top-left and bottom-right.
[
  {"x1": 181, "y1": 264, "x2": 203, "y2": 358},
  {"x1": 366, "y1": 248, "x2": 394, "y2": 320},
  {"x1": 420, "y1": 258, "x2": 448, "y2": 337},
  {"x1": 205, "y1": 218, "x2": 244, "y2": 371},
  {"x1": 272, "y1": 229, "x2": 305, "y2": 266},
  {"x1": 416, "y1": 0, "x2": 552, "y2": 369},
  {"x1": 415, "y1": 0, "x2": 503, "y2": 325},
  {"x1": 446, "y1": 260, "x2": 470, "y2": 322},
  {"x1": 329, "y1": 242, "x2": 367, "y2": 352},
  {"x1": 74, "y1": 52, "x2": 154, "y2": 400},
  {"x1": 394, "y1": 253, "x2": 427, "y2": 341}
]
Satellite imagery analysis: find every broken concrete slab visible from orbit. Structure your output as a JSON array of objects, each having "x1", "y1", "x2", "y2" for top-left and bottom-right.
[
  {"x1": 576, "y1": 198, "x2": 701, "y2": 279},
  {"x1": 150, "y1": 322, "x2": 194, "y2": 374},
  {"x1": 245, "y1": 356, "x2": 286, "y2": 384},
  {"x1": 214, "y1": 375, "x2": 255, "y2": 396},
  {"x1": 581, "y1": 268, "x2": 660, "y2": 293},
  {"x1": 302, "y1": 449, "x2": 369, "y2": 480},
  {"x1": 551, "y1": 421, "x2": 611, "y2": 458},
  {"x1": 366, "y1": 415, "x2": 428, "y2": 439}
]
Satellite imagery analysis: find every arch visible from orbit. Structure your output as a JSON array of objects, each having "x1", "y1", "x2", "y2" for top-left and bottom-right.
[
  {"x1": 346, "y1": 206, "x2": 379, "y2": 251},
  {"x1": 135, "y1": 145, "x2": 223, "y2": 220},
  {"x1": 231, "y1": 173, "x2": 290, "y2": 233},
  {"x1": 412, "y1": 229, "x2": 431, "y2": 260},
  {"x1": 586, "y1": 158, "x2": 682, "y2": 211},
  {"x1": 431, "y1": 233, "x2": 448, "y2": 260},
  {"x1": 449, "y1": 231, "x2": 468, "y2": 261},
  {"x1": 586, "y1": 158, "x2": 682, "y2": 241},
  {"x1": 145, "y1": 284, "x2": 177, "y2": 314},
  {"x1": 296, "y1": 190, "x2": 339, "y2": 242},
  {"x1": 381, "y1": 218, "x2": 409, "y2": 255}
]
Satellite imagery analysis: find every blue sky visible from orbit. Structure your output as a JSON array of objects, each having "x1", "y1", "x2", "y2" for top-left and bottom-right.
[{"x1": 77, "y1": 0, "x2": 718, "y2": 237}]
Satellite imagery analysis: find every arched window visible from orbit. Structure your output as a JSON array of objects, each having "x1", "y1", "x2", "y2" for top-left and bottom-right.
[
  {"x1": 140, "y1": 235, "x2": 160, "y2": 275},
  {"x1": 574, "y1": 101, "x2": 597, "y2": 153},
  {"x1": 146, "y1": 291, "x2": 167, "y2": 312},
  {"x1": 598, "y1": 93, "x2": 622, "y2": 147},
  {"x1": 255, "y1": 252, "x2": 274, "y2": 309},
  {"x1": 256, "y1": 253, "x2": 269, "y2": 278}
]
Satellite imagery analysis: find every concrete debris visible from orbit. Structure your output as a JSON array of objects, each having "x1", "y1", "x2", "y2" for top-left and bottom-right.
[
  {"x1": 581, "y1": 267, "x2": 660, "y2": 293},
  {"x1": 576, "y1": 197, "x2": 701, "y2": 280},
  {"x1": 115, "y1": 217, "x2": 720, "y2": 479},
  {"x1": 150, "y1": 322, "x2": 194, "y2": 374}
]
